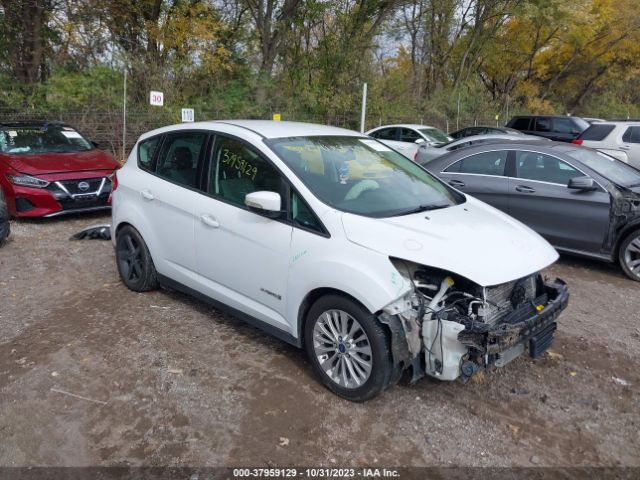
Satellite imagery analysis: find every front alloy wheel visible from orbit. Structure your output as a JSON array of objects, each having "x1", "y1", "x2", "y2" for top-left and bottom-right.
[
  {"x1": 620, "y1": 231, "x2": 640, "y2": 281},
  {"x1": 304, "y1": 294, "x2": 394, "y2": 401},
  {"x1": 312, "y1": 310, "x2": 373, "y2": 389}
]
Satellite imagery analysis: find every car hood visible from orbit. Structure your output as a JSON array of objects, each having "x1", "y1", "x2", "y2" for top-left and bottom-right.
[
  {"x1": 341, "y1": 197, "x2": 558, "y2": 287},
  {"x1": 2, "y1": 150, "x2": 119, "y2": 175}
]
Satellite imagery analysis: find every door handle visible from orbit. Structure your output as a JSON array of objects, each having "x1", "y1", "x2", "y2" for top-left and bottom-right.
[
  {"x1": 448, "y1": 179, "x2": 466, "y2": 188},
  {"x1": 620, "y1": 145, "x2": 631, "y2": 150},
  {"x1": 140, "y1": 189, "x2": 154, "y2": 201},
  {"x1": 200, "y1": 214, "x2": 220, "y2": 228},
  {"x1": 515, "y1": 185, "x2": 536, "y2": 193}
]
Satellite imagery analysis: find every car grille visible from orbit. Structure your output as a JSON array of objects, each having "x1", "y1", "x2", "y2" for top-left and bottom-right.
[
  {"x1": 47, "y1": 177, "x2": 111, "y2": 197},
  {"x1": 46, "y1": 176, "x2": 112, "y2": 211},
  {"x1": 57, "y1": 177, "x2": 110, "y2": 194},
  {"x1": 482, "y1": 274, "x2": 537, "y2": 325}
]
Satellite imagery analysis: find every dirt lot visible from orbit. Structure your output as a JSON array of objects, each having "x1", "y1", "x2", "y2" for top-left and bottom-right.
[{"x1": 0, "y1": 213, "x2": 639, "y2": 468}]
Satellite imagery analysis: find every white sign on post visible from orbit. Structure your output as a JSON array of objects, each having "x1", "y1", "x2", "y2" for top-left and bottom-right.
[
  {"x1": 181, "y1": 108, "x2": 195, "y2": 123},
  {"x1": 149, "y1": 91, "x2": 164, "y2": 106}
]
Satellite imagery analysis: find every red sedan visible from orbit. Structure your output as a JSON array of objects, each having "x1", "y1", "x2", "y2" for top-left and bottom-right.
[{"x1": 0, "y1": 122, "x2": 119, "y2": 217}]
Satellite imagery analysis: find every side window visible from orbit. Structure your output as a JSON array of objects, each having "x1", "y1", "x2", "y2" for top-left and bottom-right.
[
  {"x1": 209, "y1": 136, "x2": 286, "y2": 208},
  {"x1": 400, "y1": 128, "x2": 421, "y2": 142},
  {"x1": 622, "y1": 126, "x2": 640, "y2": 144},
  {"x1": 580, "y1": 124, "x2": 615, "y2": 141},
  {"x1": 155, "y1": 132, "x2": 206, "y2": 188},
  {"x1": 534, "y1": 118, "x2": 552, "y2": 132},
  {"x1": 511, "y1": 118, "x2": 531, "y2": 130},
  {"x1": 553, "y1": 117, "x2": 577, "y2": 134},
  {"x1": 138, "y1": 136, "x2": 161, "y2": 171},
  {"x1": 515, "y1": 151, "x2": 580, "y2": 184},
  {"x1": 291, "y1": 190, "x2": 324, "y2": 234},
  {"x1": 372, "y1": 128, "x2": 397, "y2": 140},
  {"x1": 445, "y1": 151, "x2": 507, "y2": 175}
]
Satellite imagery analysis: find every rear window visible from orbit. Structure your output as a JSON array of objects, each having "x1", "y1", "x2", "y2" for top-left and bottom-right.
[
  {"x1": 579, "y1": 124, "x2": 615, "y2": 141},
  {"x1": 445, "y1": 151, "x2": 508, "y2": 175}
]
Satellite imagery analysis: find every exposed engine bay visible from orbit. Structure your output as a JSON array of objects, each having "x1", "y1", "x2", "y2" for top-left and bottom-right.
[{"x1": 380, "y1": 259, "x2": 569, "y2": 384}]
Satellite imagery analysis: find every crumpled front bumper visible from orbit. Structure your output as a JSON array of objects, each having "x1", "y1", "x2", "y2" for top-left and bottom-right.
[{"x1": 484, "y1": 278, "x2": 569, "y2": 364}]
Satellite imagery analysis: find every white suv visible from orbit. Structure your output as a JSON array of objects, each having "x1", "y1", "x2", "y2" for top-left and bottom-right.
[
  {"x1": 112, "y1": 120, "x2": 568, "y2": 401},
  {"x1": 574, "y1": 121, "x2": 640, "y2": 168}
]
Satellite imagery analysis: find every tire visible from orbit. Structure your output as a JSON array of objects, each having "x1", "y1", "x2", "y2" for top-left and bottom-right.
[
  {"x1": 0, "y1": 188, "x2": 9, "y2": 247},
  {"x1": 304, "y1": 294, "x2": 394, "y2": 401},
  {"x1": 115, "y1": 225, "x2": 158, "y2": 291},
  {"x1": 619, "y1": 229, "x2": 640, "y2": 281}
]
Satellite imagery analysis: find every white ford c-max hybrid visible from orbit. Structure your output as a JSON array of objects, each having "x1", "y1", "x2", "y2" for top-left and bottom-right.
[{"x1": 111, "y1": 120, "x2": 569, "y2": 401}]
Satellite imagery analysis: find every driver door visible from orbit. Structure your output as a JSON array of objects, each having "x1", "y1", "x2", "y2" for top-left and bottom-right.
[
  {"x1": 194, "y1": 135, "x2": 293, "y2": 333},
  {"x1": 507, "y1": 150, "x2": 610, "y2": 252}
]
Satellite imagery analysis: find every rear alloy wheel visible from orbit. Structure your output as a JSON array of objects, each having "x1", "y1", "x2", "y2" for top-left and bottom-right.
[
  {"x1": 304, "y1": 294, "x2": 394, "y2": 401},
  {"x1": 619, "y1": 230, "x2": 640, "y2": 281},
  {"x1": 116, "y1": 225, "x2": 158, "y2": 291}
]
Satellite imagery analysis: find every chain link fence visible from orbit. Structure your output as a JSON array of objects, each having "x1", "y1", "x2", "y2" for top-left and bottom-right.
[{"x1": 0, "y1": 107, "x2": 501, "y2": 161}]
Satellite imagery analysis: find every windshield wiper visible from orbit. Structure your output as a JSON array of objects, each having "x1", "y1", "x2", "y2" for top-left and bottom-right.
[{"x1": 395, "y1": 203, "x2": 450, "y2": 216}]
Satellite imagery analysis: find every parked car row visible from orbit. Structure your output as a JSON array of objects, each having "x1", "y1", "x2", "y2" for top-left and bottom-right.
[{"x1": 3, "y1": 115, "x2": 637, "y2": 402}]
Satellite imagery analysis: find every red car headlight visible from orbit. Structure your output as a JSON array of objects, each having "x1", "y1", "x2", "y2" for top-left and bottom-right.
[{"x1": 6, "y1": 174, "x2": 50, "y2": 188}]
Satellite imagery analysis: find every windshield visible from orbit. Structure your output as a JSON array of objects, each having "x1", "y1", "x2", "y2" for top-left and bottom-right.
[
  {"x1": 419, "y1": 128, "x2": 451, "y2": 143},
  {"x1": 267, "y1": 136, "x2": 463, "y2": 218},
  {"x1": 566, "y1": 148, "x2": 640, "y2": 187},
  {"x1": 0, "y1": 125, "x2": 93, "y2": 154}
]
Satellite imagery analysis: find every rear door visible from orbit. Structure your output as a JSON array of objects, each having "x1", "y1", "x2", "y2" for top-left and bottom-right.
[
  {"x1": 135, "y1": 131, "x2": 209, "y2": 282},
  {"x1": 438, "y1": 149, "x2": 511, "y2": 212},
  {"x1": 507, "y1": 150, "x2": 610, "y2": 253},
  {"x1": 621, "y1": 126, "x2": 640, "y2": 169}
]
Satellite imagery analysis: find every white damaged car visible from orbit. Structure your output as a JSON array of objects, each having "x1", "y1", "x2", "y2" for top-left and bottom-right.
[{"x1": 111, "y1": 120, "x2": 569, "y2": 401}]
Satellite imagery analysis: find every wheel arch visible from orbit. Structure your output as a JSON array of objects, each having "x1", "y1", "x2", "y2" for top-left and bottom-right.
[
  {"x1": 296, "y1": 287, "x2": 383, "y2": 348},
  {"x1": 614, "y1": 219, "x2": 640, "y2": 258}
]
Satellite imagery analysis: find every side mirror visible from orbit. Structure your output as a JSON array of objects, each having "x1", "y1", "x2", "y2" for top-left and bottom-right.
[
  {"x1": 245, "y1": 191, "x2": 282, "y2": 218},
  {"x1": 567, "y1": 176, "x2": 595, "y2": 191},
  {"x1": 91, "y1": 140, "x2": 100, "y2": 148},
  {"x1": 414, "y1": 138, "x2": 425, "y2": 144}
]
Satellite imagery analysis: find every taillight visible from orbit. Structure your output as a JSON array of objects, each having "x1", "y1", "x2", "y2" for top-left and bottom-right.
[
  {"x1": 572, "y1": 139, "x2": 583, "y2": 145},
  {"x1": 414, "y1": 152, "x2": 418, "y2": 162},
  {"x1": 107, "y1": 170, "x2": 118, "y2": 205}
]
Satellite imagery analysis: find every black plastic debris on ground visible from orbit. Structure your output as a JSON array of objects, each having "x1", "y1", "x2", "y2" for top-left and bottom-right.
[{"x1": 70, "y1": 224, "x2": 111, "y2": 241}]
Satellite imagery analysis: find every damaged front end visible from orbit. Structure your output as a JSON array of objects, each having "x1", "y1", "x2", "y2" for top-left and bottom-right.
[{"x1": 380, "y1": 259, "x2": 569, "y2": 384}]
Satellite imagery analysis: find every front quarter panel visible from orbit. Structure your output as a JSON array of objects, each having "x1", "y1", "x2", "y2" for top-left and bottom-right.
[{"x1": 286, "y1": 221, "x2": 412, "y2": 339}]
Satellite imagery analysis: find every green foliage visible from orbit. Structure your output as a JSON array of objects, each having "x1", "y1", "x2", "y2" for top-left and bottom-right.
[
  {"x1": 0, "y1": 0, "x2": 639, "y2": 128},
  {"x1": 44, "y1": 67, "x2": 123, "y2": 110}
]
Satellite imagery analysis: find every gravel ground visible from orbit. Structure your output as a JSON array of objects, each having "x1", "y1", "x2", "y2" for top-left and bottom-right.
[{"x1": 0, "y1": 213, "x2": 638, "y2": 468}]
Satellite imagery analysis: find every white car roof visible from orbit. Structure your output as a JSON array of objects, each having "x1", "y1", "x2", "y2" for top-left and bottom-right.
[{"x1": 139, "y1": 120, "x2": 362, "y2": 141}]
